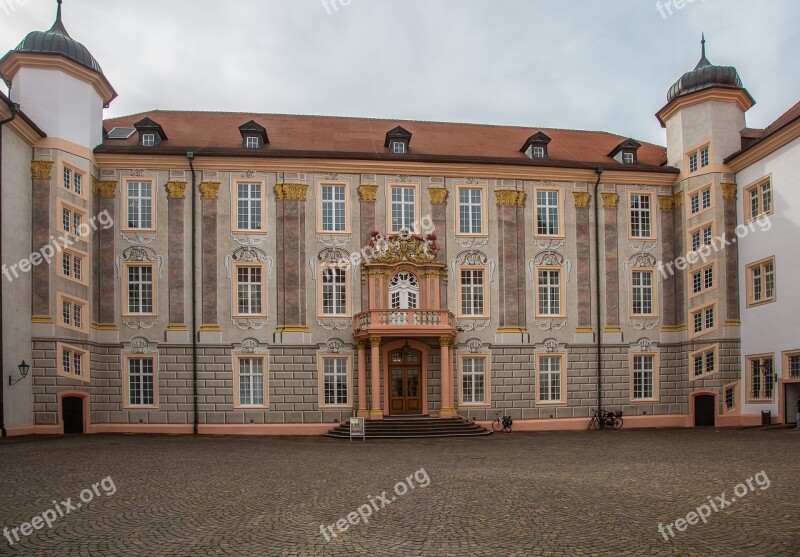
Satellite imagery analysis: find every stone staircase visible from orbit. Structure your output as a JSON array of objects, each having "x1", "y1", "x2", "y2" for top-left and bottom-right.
[{"x1": 323, "y1": 415, "x2": 492, "y2": 439}]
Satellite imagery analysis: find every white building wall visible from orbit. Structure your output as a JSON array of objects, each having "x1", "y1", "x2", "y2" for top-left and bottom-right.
[
  {"x1": 736, "y1": 135, "x2": 800, "y2": 418},
  {"x1": 1, "y1": 124, "x2": 34, "y2": 429},
  {"x1": 11, "y1": 67, "x2": 104, "y2": 149}
]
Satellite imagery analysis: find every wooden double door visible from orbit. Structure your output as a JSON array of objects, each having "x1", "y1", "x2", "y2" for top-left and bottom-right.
[{"x1": 388, "y1": 347, "x2": 422, "y2": 415}]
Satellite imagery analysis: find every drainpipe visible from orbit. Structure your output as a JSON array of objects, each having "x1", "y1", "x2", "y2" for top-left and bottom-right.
[
  {"x1": 593, "y1": 167, "x2": 604, "y2": 427},
  {"x1": 0, "y1": 102, "x2": 19, "y2": 437},
  {"x1": 187, "y1": 152, "x2": 198, "y2": 435}
]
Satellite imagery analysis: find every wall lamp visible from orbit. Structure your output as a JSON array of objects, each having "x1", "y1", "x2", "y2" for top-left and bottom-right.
[{"x1": 8, "y1": 360, "x2": 30, "y2": 385}]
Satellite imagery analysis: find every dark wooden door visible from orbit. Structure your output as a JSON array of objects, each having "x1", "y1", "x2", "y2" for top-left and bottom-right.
[
  {"x1": 694, "y1": 395, "x2": 715, "y2": 427},
  {"x1": 62, "y1": 397, "x2": 84, "y2": 434}
]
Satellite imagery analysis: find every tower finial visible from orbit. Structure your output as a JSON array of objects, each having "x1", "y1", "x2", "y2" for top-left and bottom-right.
[
  {"x1": 57, "y1": 0, "x2": 63, "y2": 21},
  {"x1": 701, "y1": 33, "x2": 706, "y2": 59}
]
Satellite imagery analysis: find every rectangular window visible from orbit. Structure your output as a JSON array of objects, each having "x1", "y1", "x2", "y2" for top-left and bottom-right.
[
  {"x1": 238, "y1": 357, "x2": 265, "y2": 407},
  {"x1": 126, "y1": 181, "x2": 153, "y2": 229},
  {"x1": 691, "y1": 346, "x2": 717, "y2": 379},
  {"x1": 535, "y1": 189, "x2": 561, "y2": 236},
  {"x1": 57, "y1": 249, "x2": 87, "y2": 284},
  {"x1": 747, "y1": 355, "x2": 774, "y2": 402},
  {"x1": 700, "y1": 146, "x2": 709, "y2": 168},
  {"x1": 461, "y1": 356, "x2": 486, "y2": 405},
  {"x1": 629, "y1": 193, "x2": 652, "y2": 238},
  {"x1": 245, "y1": 136, "x2": 260, "y2": 149},
  {"x1": 458, "y1": 187, "x2": 484, "y2": 235},
  {"x1": 391, "y1": 141, "x2": 406, "y2": 154},
  {"x1": 701, "y1": 188, "x2": 711, "y2": 210},
  {"x1": 236, "y1": 183, "x2": 263, "y2": 231},
  {"x1": 725, "y1": 385, "x2": 736, "y2": 411},
  {"x1": 57, "y1": 343, "x2": 89, "y2": 382},
  {"x1": 747, "y1": 257, "x2": 776, "y2": 306},
  {"x1": 321, "y1": 267, "x2": 348, "y2": 316},
  {"x1": 128, "y1": 357, "x2": 155, "y2": 406},
  {"x1": 786, "y1": 353, "x2": 800, "y2": 379},
  {"x1": 320, "y1": 183, "x2": 347, "y2": 233},
  {"x1": 63, "y1": 167, "x2": 72, "y2": 191},
  {"x1": 390, "y1": 185, "x2": 417, "y2": 232},
  {"x1": 142, "y1": 134, "x2": 155, "y2": 147},
  {"x1": 59, "y1": 202, "x2": 88, "y2": 237},
  {"x1": 57, "y1": 293, "x2": 87, "y2": 333},
  {"x1": 690, "y1": 193, "x2": 700, "y2": 215},
  {"x1": 323, "y1": 357, "x2": 349, "y2": 406},
  {"x1": 126, "y1": 265, "x2": 154, "y2": 315},
  {"x1": 459, "y1": 268, "x2": 486, "y2": 317},
  {"x1": 745, "y1": 178, "x2": 773, "y2": 221},
  {"x1": 690, "y1": 263, "x2": 715, "y2": 297},
  {"x1": 689, "y1": 153, "x2": 698, "y2": 173},
  {"x1": 236, "y1": 266, "x2": 263, "y2": 316},
  {"x1": 532, "y1": 146, "x2": 545, "y2": 159},
  {"x1": 536, "y1": 268, "x2": 562, "y2": 316},
  {"x1": 538, "y1": 355, "x2": 564, "y2": 403},
  {"x1": 631, "y1": 270, "x2": 654, "y2": 316},
  {"x1": 622, "y1": 152, "x2": 635, "y2": 164},
  {"x1": 632, "y1": 354, "x2": 656, "y2": 400},
  {"x1": 690, "y1": 303, "x2": 717, "y2": 337}
]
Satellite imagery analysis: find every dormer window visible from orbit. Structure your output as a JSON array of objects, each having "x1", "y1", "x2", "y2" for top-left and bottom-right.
[
  {"x1": 133, "y1": 117, "x2": 167, "y2": 147},
  {"x1": 609, "y1": 138, "x2": 641, "y2": 165},
  {"x1": 385, "y1": 126, "x2": 412, "y2": 155},
  {"x1": 239, "y1": 120, "x2": 269, "y2": 150},
  {"x1": 520, "y1": 131, "x2": 551, "y2": 160}
]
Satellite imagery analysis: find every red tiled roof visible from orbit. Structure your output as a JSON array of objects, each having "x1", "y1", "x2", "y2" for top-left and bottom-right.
[
  {"x1": 762, "y1": 100, "x2": 800, "y2": 136},
  {"x1": 728, "y1": 99, "x2": 800, "y2": 162},
  {"x1": 99, "y1": 110, "x2": 671, "y2": 171}
]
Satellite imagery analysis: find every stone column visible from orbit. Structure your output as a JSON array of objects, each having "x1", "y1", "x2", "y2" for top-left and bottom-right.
[
  {"x1": 199, "y1": 182, "x2": 220, "y2": 332},
  {"x1": 722, "y1": 183, "x2": 740, "y2": 325},
  {"x1": 166, "y1": 182, "x2": 187, "y2": 330},
  {"x1": 275, "y1": 183, "x2": 310, "y2": 334},
  {"x1": 495, "y1": 190, "x2": 527, "y2": 332},
  {"x1": 601, "y1": 192, "x2": 620, "y2": 332},
  {"x1": 573, "y1": 192, "x2": 592, "y2": 332},
  {"x1": 30, "y1": 161, "x2": 53, "y2": 320},
  {"x1": 358, "y1": 184, "x2": 378, "y2": 310},
  {"x1": 91, "y1": 178, "x2": 118, "y2": 328},
  {"x1": 369, "y1": 337, "x2": 383, "y2": 419},
  {"x1": 439, "y1": 336, "x2": 455, "y2": 418},
  {"x1": 357, "y1": 341, "x2": 368, "y2": 417},
  {"x1": 658, "y1": 194, "x2": 677, "y2": 329},
  {"x1": 429, "y1": 185, "x2": 448, "y2": 306},
  {"x1": 673, "y1": 193, "x2": 686, "y2": 328}
]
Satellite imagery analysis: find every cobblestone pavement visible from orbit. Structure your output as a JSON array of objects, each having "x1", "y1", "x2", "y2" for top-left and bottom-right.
[{"x1": 1, "y1": 429, "x2": 799, "y2": 557}]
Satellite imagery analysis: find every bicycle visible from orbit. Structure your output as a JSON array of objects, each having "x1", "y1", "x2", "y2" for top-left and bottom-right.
[
  {"x1": 492, "y1": 412, "x2": 513, "y2": 433},
  {"x1": 587, "y1": 408, "x2": 623, "y2": 430}
]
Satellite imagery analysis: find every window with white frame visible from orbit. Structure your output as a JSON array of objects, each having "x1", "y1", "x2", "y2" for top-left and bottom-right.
[
  {"x1": 323, "y1": 357, "x2": 349, "y2": 406},
  {"x1": 531, "y1": 146, "x2": 545, "y2": 159},
  {"x1": 632, "y1": 354, "x2": 655, "y2": 400},
  {"x1": 538, "y1": 355, "x2": 563, "y2": 403},
  {"x1": 390, "y1": 186, "x2": 416, "y2": 232},
  {"x1": 60, "y1": 204, "x2": 86, "y2": 236},
  {"x1": 127, "y1": 265, "x2": 154, "y2": 314},
  {"x1": 631, "y1": 270, "x2": 654, "y2": 315},
  {"x1": 536, "y1": 190, "x2": 560, "y2": 236},
  {"x1": 700, "y1": 146, "x2": 709, "y2": 168},
  {"x1": 142, "y1": 133, "x2": 156, "y2": 147},
  {"x1": 236, "y1": 183, "x2": 263, "y2": 231},
  {"x1": 390, "y1": 141, "x2": 406, "y2": 154},
  {"x1": 128, "y1": 357, "x2": 155, "y2": 406},
  {"x1": 238, "y1": 357, "x2": 265, "y2": 406},
  {"x1": 320, "y1": 183, "x2": 347, "y2": 233},
  {"x1": 59, "y1": 295, "x2": 86, "y2": 332},
  {"x1": 691, "y1": 265, "x2": 714, "y2": 296},
  {"x1": 622, "y1": 152, "x2": 635, "y2": 164},
  {"x1": 537, "y1": 268, "x2": 561, "y2": 316},
  {"x1": 458, "y1": 188, "x2": 484, "y2": 235},
  {"x1": 747, "y1": 257, "x2": 775, "y2": 306},
  {"x1": 245, "y1": 136, "x2": 260, "y2": 149},
  {"x1": 58, "y1": 344, "x2": 88, "y2": 382},
  {"x1": 745, "y1": 179, "x2": 772, "y2": 221},
  {"x1": 461, "y1": 357, "x2": 486, "y2": 404},
  {"x1": 692, "y1": 304, "x2": 715, "y2": 335},
  {"x1": 629, "y1": 193, "x2": 652, "y2": 238},
  {"x1": 459, "y1": 268, "x2": 485, "y2": 317},
  {"x1": 236, "y1": 266, "x2": 263, "y2": 315},
  {"x1": 61, "y1": 251, "x2": 85, "y2": 283},
  {"x1": 63, "y1": 166, "x2": 83, "y2": 195},
  {"x1": 127, "y1": 181, "x2": 153, "y2": 229},
  {"x1": 748, "y1": 355, "x2": 774, "y2": 402},
  {"x1": 321, "y1": 267, "x2": 348, "y2": 316},
  {"x1": 689, "y1": 153, "x2": 698, "y2": 173},
  {"x1": 691, "y1": 346, "x2": 716, "y2": 378}
]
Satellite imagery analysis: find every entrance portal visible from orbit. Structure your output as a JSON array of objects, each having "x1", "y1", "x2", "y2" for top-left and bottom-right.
[
  {"x1": 62, "y1": 396, "x2": 84, "y2": 434},
  {"x1": 694, "y1": 394, "x2": 715, "y2": 427}
]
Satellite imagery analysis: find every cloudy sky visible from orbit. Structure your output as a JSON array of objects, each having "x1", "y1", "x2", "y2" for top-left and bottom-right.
[{"x1": 1, "y1": 0, "x2": 798, "y2": 145}]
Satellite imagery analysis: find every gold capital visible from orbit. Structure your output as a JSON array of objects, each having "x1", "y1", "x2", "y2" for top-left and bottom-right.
[
  {"x1": 199, "y1": 182, "x2": 221, "y2": 199},
  {"x1": 428, "y1": 187, "x2": 448, "y2": 205},
  {"x1": 31, "y1": 161, "x2": 54, "y2": 180},
  {"x1": 601, "y1": 192, "x2": 618, "y2": 209},
  {"x1": 495, "y1": 189, "x2": 525, "y2": 206},
  {"x1": 658, "y1": 195, "x2": 675, "y2": 211},
  {"x1": 166, "y1": 181, "x2": 187, "y2": 199},
  {"x1": 92, "y1": 177, "x2": 117, "y2": 198},
  {"x1": 439, "y1": 336, "x2": 453, "y2": 347},
  {"x1": 358, "y1": 184, "x2": 379, "y2": 201},
  {"x1": 356, "y1": 341, "x2": 365, "y2": 350},
  {"x1": 673, "y1": 192, "x2": 683, "y2": 209},
  {"x1": 369, "y1": 337, "x2": 382, "y2": 347},
  {"x1": 572, "y1": 191, "x2": 591, "y2": 208},
  {"x1": 275, "y1": 183, "x2": 308, "y2": 201},
  {"x1": 721, "y1": 183, "x2": 737, "y2": 200}
]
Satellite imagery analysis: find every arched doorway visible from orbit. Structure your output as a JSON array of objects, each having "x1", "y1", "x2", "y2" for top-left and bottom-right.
[
  {"x1": 694, "y1": 394, "x2": 716, "y2": 427},
  {"x1": 62, "y1": 396, "x2": 84, "y2": 434},
  {"x1": 388, "y1": 346, "x2": 422, "y2": 415}
]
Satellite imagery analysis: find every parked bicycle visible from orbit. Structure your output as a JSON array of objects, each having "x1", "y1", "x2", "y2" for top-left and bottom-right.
[
  {"x1": 492, "y1": 412, "x2": 513, "y2": 432},
  {"x1": 587, "y1": 408, "x2": 623, "y2": 430}
]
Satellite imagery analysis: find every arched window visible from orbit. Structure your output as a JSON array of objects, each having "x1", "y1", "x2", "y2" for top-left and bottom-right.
[{"x1": 389, "y1": 272, "x2": 419, "y2": 310}]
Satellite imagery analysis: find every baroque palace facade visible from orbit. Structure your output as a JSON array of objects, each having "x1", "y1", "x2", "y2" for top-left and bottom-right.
[{"x1": 2, "y1": 6, "x2": 798, "y2": 435}]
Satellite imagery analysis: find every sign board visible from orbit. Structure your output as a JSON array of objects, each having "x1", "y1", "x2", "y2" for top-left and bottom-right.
[{"x1": 349, "y1": 417, "x2": 365, "y2": 442}]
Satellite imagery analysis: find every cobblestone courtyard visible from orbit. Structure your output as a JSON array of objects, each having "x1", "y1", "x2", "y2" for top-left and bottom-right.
[{"x1": 1, "y1": 429, "x2": 798, "y2": 557}]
